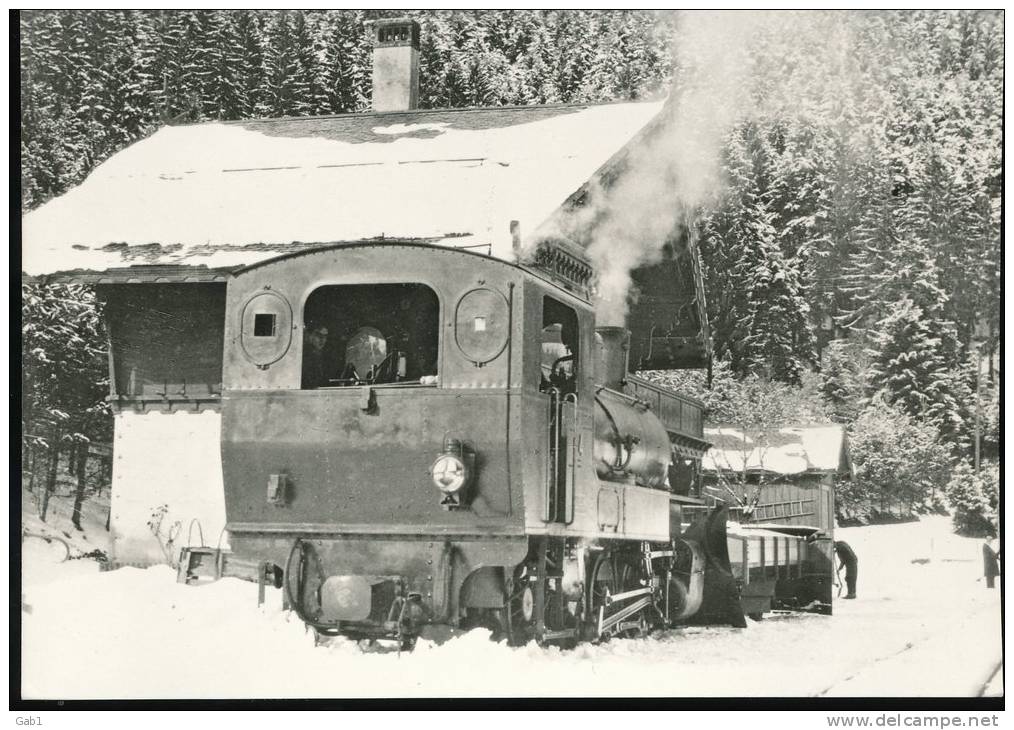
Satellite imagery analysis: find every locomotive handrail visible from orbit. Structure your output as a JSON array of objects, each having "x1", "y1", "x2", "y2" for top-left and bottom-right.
[
  {"x1": 317, "y1": 381, "x2": 436, "y2": 390},
  {"x1": 502, "y1": 281, "x2": 515, "y2": 518},
  {"x1": 563, "y1": 391, "x2": 578, "y2": 525},
  {"x1": 544, "y1": 387, "x2": 562, "y2": 523}
]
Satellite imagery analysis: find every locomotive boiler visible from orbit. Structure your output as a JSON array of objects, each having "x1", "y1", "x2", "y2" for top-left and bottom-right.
[
  {"x1": 178, "y1": 239, "x2": 821, "y2": 648},
  {"x1": 592, "y1": 327, "x2": 673, "y2": 490}
]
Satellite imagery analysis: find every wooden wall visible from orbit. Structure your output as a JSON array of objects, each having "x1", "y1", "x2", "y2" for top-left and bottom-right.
[
  {"x1": 100, "y1": 284, "x2": 227, "y2": 402},
  {"x1": 704, "y1": 473, "x2": 836, "y2": 533}
]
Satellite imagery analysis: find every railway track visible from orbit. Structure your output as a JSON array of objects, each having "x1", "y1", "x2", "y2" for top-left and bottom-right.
[
  {"x1": 978, "y1": 661, "x2": 1003, "y2": 698},
  {"x1": 814, "y1": 638, "x2": 921, "y2": 697},
  {"x1": 814, "y1": 600, "x2": 1001, "y2": 698}
]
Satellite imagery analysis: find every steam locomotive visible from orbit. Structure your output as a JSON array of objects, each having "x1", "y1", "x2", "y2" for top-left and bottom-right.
[{"x1": 193, "y1": 238, "x2": 825, "y2": 648}]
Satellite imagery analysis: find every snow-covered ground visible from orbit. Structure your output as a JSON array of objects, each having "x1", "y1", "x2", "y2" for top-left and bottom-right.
[
  {"x1": 20, "y1": 512, "x2": 1002, "y2": 699},
  {"x1": 21, "y1": 487, "x2": 111, "y2": 587}
]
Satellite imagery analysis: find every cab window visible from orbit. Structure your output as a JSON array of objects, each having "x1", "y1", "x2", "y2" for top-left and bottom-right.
[
  {"x1": 540, "y1": 297, "x2": 579, "y2": 394},
  {"x1": 302, "y1": 283, "x2": 439, "y2": 389}
]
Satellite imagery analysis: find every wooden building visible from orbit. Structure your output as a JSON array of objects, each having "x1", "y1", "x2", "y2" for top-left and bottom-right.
[
  {"x1": 22, "y1": 19, "x2": 712, "y2": 567},
  {"x1": 699, "y1": 424, "x2": 851, "y2": 534}
]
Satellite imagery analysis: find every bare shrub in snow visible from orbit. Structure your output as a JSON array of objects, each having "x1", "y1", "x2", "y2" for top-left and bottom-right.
[{"x1": 147, "y1": 504, "x2": 183, "y2": 567}]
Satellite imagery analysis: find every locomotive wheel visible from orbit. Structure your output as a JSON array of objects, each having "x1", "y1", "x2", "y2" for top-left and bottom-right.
[
  {"x1": 504, "y1": 565, "x2": 538, "y2": 646},
  {"x1": 587, "y1": 550, "x2": 645, "y2": 641},
  {"x1": 667, "y1": 574, "x2": 690, "y2": 624},
  {"x1": 504, "y1": 547, "x2": 579, "y2": 648}
]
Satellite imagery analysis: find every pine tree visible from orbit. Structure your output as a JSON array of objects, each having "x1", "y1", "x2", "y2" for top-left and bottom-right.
[
  {"x1": 320, "y1": 10, "x2": 370, "y2": 113},
  {"x1": 909, "y1": 147, "x2": 995, "y2": 350},
  {"x1": 446, "y1": 13, "x2": 507, "y2": 107},
  {"x1": 21, "y1": 11, "x2": 52, "y2": 208},
  {"x1": 742, "y1": 214, "x2": 815, "y2": 385},
  {"x1": 259, "y1": 11, "x2": 299, "y2": 117},
  {"x1": 867, "y1": 298, "x2": 969, "y2": 451},
  {"x1": 577, "y1": 13, "x2": 623, "y2": 102},
  {"x1": 416, "y1": 12, "x2": 457, "y2": 109},
  {"x1": 290, "y1": 11, "x2": 327, "y2": 116},
  {"x1": 554, "y1": 11, "x2": 598, "y2": 102},
  {"x1": 205, "y1": 11, "x2": 244, "y2": 119},
  {"x1": 609, "y1": 13, "x2": 661, "y2": 100},
  {"x1": 150, "y1": 10, "x2": 215, "y2": 122},
  {"x1": 186, "y1": 11, "x2": 220, "y2": 119},
  {"x1": 818, "y1": 340, "x2": 864, "y2": 423},
  {"x1": 79, "y1": 11, "x2": 153, "y2": 156},
  {"x1": 230, "y1": 11, "x2": 268, "y2": 118},
  {"x1": 517, "y1": 13, "x2": 558, "y2": 104}
]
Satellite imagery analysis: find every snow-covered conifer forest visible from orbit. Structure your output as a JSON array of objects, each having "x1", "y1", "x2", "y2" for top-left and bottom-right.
[{"x1": 19, "y1": 9, "x2": 1002, "y2": 700}]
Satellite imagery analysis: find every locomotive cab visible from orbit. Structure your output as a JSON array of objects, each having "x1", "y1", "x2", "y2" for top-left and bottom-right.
[{"x1": 222, "y1": 243, "x2": 537, "y2": 642}]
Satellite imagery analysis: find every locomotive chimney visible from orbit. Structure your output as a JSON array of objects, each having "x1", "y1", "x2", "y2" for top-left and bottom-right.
[
  {"x1": 594, "y1": 326, "x2": 631, "y2": 391},
  {"x1": 369, "y1": 17, "x2": 420, "y2": 112}
]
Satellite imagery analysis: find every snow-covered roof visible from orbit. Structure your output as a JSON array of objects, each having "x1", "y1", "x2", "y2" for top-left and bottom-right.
[
  {"x1": 701, "y1": 424, "x2": 851, "y2": 477},
  {"x1": 22, "y1": 101, "x2": 664, "y2": 278}
]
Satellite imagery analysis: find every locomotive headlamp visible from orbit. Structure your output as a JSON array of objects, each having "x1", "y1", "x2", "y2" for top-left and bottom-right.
[
  {"x1": 430, "y1": 439, "x2": 474, "y2": 509},
  {"x1": 431, "y1": 453, "x2": 467, "y2": 494}
]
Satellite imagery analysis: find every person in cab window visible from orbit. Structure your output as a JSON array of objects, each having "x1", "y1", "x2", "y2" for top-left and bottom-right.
[
  {"x1": 550, "y1": 324, "x2": 578, "y2": 394},
  {"x1": 540, "y1": 323, "x2": 569, "y2": 393},
  {"x1": 302, "y1": 322, "x2": 330, "y2": 388}
]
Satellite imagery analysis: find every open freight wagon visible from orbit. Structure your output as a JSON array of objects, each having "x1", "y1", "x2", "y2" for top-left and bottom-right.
[{"x1": 728, "y1": 525, "x2": 835, "y2": 617}]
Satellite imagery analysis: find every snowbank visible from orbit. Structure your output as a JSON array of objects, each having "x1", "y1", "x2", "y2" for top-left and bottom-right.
[
  {"x1": 21, "y1": 486, "x2": 110, "y2": 587},
  {"x1": 19, "y1": 516, "x2": 1001, "y2": 699}
]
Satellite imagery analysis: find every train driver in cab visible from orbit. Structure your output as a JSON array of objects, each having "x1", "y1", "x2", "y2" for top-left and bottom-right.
[
  {"x1": 302, "y1": 321, "x2": 331, "y2": 389},
  {"x1": 540, "y1": 322, "x2": 578, "y2": 395}
]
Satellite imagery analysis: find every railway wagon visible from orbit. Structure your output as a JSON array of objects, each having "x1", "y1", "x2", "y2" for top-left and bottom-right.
[{"x1": 727, "y1": 527, "x2": 835, "y2": 617}]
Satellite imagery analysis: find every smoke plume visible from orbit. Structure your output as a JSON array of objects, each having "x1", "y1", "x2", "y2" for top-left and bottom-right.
[{"x1": 533, "y1": 11, "x2": 855, "y2": 326}]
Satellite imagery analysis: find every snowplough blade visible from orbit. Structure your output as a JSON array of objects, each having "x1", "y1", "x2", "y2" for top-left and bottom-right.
[{"x1": 682, "y1": 505, "x2": 747, "y2": 628}]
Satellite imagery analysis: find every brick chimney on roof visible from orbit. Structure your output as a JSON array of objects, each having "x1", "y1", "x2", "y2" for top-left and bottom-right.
[{"x1": 369, "y1": 17, "x2": 420, "y2": 113}]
